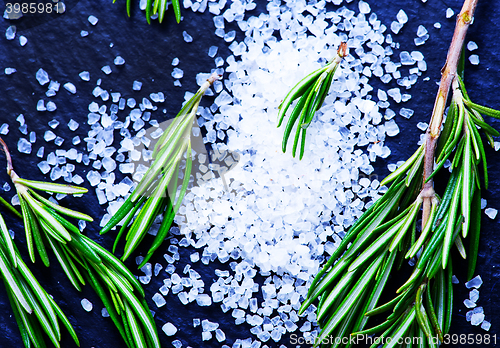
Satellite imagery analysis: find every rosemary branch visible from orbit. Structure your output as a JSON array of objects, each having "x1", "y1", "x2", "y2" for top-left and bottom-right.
[{"x1": 422, "y1": 0, "x2": 478, "y2": 228}]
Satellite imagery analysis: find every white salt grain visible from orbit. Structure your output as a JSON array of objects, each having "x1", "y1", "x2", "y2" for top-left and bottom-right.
[
  {"x1": 469, "y1": 289, "x2": 479, "y2": 302},
  {"x1": 465, "y1": 275, "x2": 483, "y2": 289},
  {"x1": 102, "y1": 65, "x2": 112, "y2": 75},
  {"x1": 64, "y1": 82, "x2": 77, "y2": 94},
  {"x1": 416, "y1": 25, "x2": 428, "y2": 37},
  {"x1": 19, "y1": 36, "x2": 27, "y2": 46},
  {"x1": 471, "y1": 313, "x2": 485, "y2": 326},
  {"x1": 162, "y1": 322, "x2": 177, "y2": 336},
  {"x1": 5, "y1": 68, "x2": 16, "y2": 75},
  {"x1": 88, "y1": 15, "x2": 99, "y2": 25},
  {"x1": 78, "y1": 71, "x2": 90, "y2": 81},
  {"x1": 469, "y1": 55, "x2": 480, "y2": 65},
  {"x1": 133, "y1": 81, "x2": 142, "y2": 91},
  {"x1": 183, "y1": 31, "x2": 193, "y2": 42},
  {"x1": 464, "y1": 299, "x2": 476, "y2": 308},
  {"x1": 17, "y1": 139, "x2": 32, "y2": 154},
  {"x1": 446, "y1": 8, "x2": 454, "y2": 18},
  {"x1": 467, "y1": 41, "x2": 478, "y2": 51},
  {"x1": 5, "y1": 26, "x2": 16, "y2": 40},
  {"x1": 396, "y1": 9, "x2": 408, "y2": 24},
  {"x1": 114, "y1": 56, "x2": 125, "y2": 65},
  {"x1": 172, "y1": 68, "x2": 184, "y2": 79},
  {"x1": 208, "y1": 46, "x2": 218, "y2": 58},
  {"x1": 485, "y1": 208, "x2": 497, "y2": 219},
  {"x1": 36, "y1": 68, "x2": 50, "y2": 85},
  {"x1": 81, "y1": 298, "x2": 93, "y2": 312},
  {"x1": 481, "y1": 321, "x2": 491, "y2": 331}
]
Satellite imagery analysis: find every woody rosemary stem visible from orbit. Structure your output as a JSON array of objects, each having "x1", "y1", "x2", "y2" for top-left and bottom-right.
[{"x1": 422, "y1": 0, "x2": 478, "y2": 228}]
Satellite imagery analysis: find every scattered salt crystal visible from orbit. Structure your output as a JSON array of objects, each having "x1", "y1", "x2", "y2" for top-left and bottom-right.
[
  {"x1": 446, "y1": 8, "x2": 454, "y2": 18},
  {"x1": 485, "y1": 208, "x2": 497, "y2": 219},
  {"x1": 101, "y1": 308, "x2": 109, "y2": 317},
  {"x1": 0, "y1": 124, "x2": 8, "y2": 135},
  {"x1": 80, "y1": 30, "x2": 89, "y2": 37},
  {"x1": 416, "y1": 25, "x2": 428, "y2": 37},
  {"x1": 400, "y1": 108, "x2": 414, "y2": 119},
  {"x1": 469, "y1": 289, "x2": 479, "y2": 302},
  {"x1": 208, "y1": 46, "x2": 218, "y2": 58},
  {"x1": 464, "y1": 299, "x2": 476, "y2": 308},
  {"x1": 434, "y1": 22, "x2": 442, "y2": 29},
  {"x1": 391, "y1": 21, "x2": 403, "y2": 34},
  {"x1": 481, "y1": 321, "x2": 491, "y2": 331},
  {"x1": 64, "y1": 82, "x2": 77, "y2": 94},
  {"x1": 37, "y1": 100, "x2": 46, "y2": 111},
  {"x1": 162, "y1": 322, "x2": 177, "y2": 336},
  {"x1": 81, "y1": 298, "x2": 93, "y2": 312},
  {"x1": 469, "y1": 55, "x2": 480, "y2": 65},
  {"x1": 5, "y1": 68, "x2": 16, "y2": 75},
  {"x1": 467, "y1": 41, "x2": 478, "y2": 51},
  {"x1": 44, "y1": 131, "x2": 57, "y2": 142},
  {"x1": 36, "y1": 68, "x2": 50, "y2": 85},
  {"x1": 183, "y1": 31, "x2": 193, "y2": 42},
  {"x1": 417, "y1": 122, "x2": 428, "y2": 131},
  {"x1": 400, "y1": 51, "x2": 415, "y2": 65},
  {"x1": 19, "y1": 36, "x2": 27, "y2": 46},
  {"x1": 224, "y1": 30, "x2": 236, "y2": 42},
  {"x1": 133, "y1": 81, "x2": 142, "y2": 91},
  {"x1": 17, "y1": 139, "x2": 32, "y2": 154},
  {"x1": 46, "y1": 101, "x2": 57, "y2": 112},
  {"x1": 5, "y1": 26, "x2": 16, "y2": 40},
  {"x1": 196, "y1": 294, "x2": 212, "y2": 306},
  {"x1": 471, "y1": 313, "x2": 485, "y2": 326},
  {"x1": 172, "y1": 68, "x2": 184, "y2": 79},
  {"x1": 102, "y1": 65, "x2": 112, "y2": 74},
  {"x1": 452, "y1": 275, "x2": 459, "y2": 284},
  {"x1": 215, "y1": 329, "x2": 226, "y2": 342},
  {"x1": 114, "y1": 56, "x2": 125, "y2": 65},
  {"x1": 396, "y1": 9, "x2": 408, "y2": 24},
  {"x1": 79, "y1": 71, "x2": 90, "y2": 81},
  {"x1": 88, "y1": 15, "x2": 99, "y2": 25},
  {"x1": 465, "y1": 275, "x2": 483, "y2": 289},
  {"x1": 152, "y1": 293, "x2": 166, "y2": 307},
  {"x1": 202, "y1": 332, "x2": 212, "y2": 341}
]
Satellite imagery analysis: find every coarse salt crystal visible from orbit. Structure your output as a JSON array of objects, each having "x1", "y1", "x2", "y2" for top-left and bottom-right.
[
  {"x1": 88, "y1": 15, "x2": 98, "y2": 25},
  {"x1": 81, "y1": 298, "x2": 93, "y2": 312},
  {"x1": 485, "y1": 208, "x2": 497, "y2": 219}
]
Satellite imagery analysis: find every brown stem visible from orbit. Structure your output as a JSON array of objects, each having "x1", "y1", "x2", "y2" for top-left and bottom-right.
[
  {"x1": 421, "y1": 0, "x2": 478, "y2": 228},
  {"x1": 0, "y1": 137, "x2": 14, "y2": 176}
]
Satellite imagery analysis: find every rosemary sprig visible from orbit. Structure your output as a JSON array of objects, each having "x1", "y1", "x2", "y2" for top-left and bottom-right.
[
  {"x1": 0, "y1": 208, "x2": 79, "y2": 348},
  {"x1": 277, "y1": 42, "x2": 347, "y2": 159},
  {"x1": 300, "y1": 0, "x2": 497, "y2": 345},
  {"x1": 115, "y1": 0, "x2": 182, "y2": 24},
  {"x1": 0, "y1": 139, "x2": 160, "y2": 348},
  {"x1": 101, "y1": 72, "x2": 220, "y2": 268}
]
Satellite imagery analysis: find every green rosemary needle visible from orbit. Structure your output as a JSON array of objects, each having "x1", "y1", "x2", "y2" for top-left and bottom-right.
[
  {"x1": 277, "y1": 42, "x2": 348, "y2": 159},
  {"x1": 116, "y1": 0, "x2": 182, "y2": 24},
  {"x1": 101, "y1": 72, "x2": 220, "y2": 267},
  {"x1": 0, "y1": 208, "x2": 79, "y2": 348},
  {"x1": 0, "y1": 138, "x2": 160, "y2": 348}
]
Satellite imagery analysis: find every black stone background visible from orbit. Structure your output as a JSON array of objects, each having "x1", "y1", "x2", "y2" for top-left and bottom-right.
[{"x1": 0, "y1": 0, "x2": 498, "y2": 347}]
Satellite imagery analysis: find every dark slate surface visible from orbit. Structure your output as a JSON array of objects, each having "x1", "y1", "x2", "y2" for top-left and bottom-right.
[{"x1": 0, "y1": 0, "x2": 498, "y2": 347}]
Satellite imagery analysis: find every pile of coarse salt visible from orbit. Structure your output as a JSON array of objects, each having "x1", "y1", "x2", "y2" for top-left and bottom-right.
[{"x1": 141, "y1": 0, "x2": 431, "y2": 345}]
